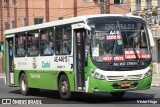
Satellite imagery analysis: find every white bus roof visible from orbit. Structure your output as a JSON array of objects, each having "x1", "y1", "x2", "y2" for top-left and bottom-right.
[{"x1": 4, "y1": 14, "x2": 143, "y2": 35}]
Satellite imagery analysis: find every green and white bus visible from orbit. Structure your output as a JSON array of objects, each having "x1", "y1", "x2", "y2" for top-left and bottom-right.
[{"x1": 3, "y1": 14, "x2": 155, "y2": 100}]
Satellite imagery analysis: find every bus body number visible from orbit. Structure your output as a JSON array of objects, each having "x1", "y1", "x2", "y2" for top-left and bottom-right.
[{"x1": 54, "y1": 56, "x2": 67, "y2": 62}]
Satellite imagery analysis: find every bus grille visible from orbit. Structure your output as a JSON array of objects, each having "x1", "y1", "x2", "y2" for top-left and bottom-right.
[
  {"x1": 107, "y1": 74, "x2": 143, "y2": 81},
  {"x1": 127, "y1": 74, "x2": 143, "y2": 80},
  {"x1": 107, "y1": 76, "x2": 124, "y2": 81}
]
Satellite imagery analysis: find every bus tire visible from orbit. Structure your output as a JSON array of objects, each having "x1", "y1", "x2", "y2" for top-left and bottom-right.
[
  {"x1": 110, "y1": 91, "x2": 126, "y2": 98},
  {"x1": 58, "y1": 75, "x2": 72, "y2": 100},
  {"x1": 19, "y1": 73, "x2": 29, "y2": 96}
]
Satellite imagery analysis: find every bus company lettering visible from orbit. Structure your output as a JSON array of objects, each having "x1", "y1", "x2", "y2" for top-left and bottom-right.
[
  {"x1": 106, "y1": 35, "x2": 122, "y2": 40},
  {"x1": 114, "y1": 62, "x2": 138, "y2": 66},
  {"x1": 102, "y1": 56, "x2": 124, "y2": 61},
  {"x1": 54, "y1": 56, "x2": 67, "y2": 62},
  {"x1": 125, "y1": 54, "x2": 151, "y2": 59},
  {"x1": 30, "y1": 73, "x2": 40, "y2": 78},
  {"x1": 42, "y1": 61, "x2": 50, "y2": 68},
  {"x1": 18, "y1": 62, "x2": 27, "y2": 67},
  {"x1": 57, "y1": 65, "x2": 65, "y2": 69},
  {"x1": 105, "y1": 24, "x2": 136, "y2": 30},
  {"x1": 125, "y1": 50, "x2": 140, "y2": 54}
]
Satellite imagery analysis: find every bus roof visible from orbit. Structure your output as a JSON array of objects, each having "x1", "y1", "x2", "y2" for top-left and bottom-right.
[
  {"x1": 4, "y1": 14, "x2": 143, "y2": 35},
  {"x1": 85, "y1": 14, "x2": 142, "y2": 19}
]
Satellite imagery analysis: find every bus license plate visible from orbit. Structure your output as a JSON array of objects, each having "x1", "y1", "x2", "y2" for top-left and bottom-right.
[{"x1": 120, "y1": 82, "x2": 131, "y2": 88}]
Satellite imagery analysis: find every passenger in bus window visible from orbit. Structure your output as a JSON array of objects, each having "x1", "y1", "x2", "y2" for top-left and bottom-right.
[
  {"x1": 44, "y1": 41, "x2": 54, "y2": 55},
  {"x1": 17, "y1": 45, "x2": 25, "y2": 56},
  {"x1": 63, "y1": 34, "x2": 67, "y2": 40},
  {"x1": 41, "y1": 32, "x2": 48, "y2": 50},
  {"x1": 115, "y1": 40, "x2": 123, "y2": 55},
  {"x1": 55, "y1": 35, "x2": 61, "y2": 53},
  {"x1": 30, "y1": 45, "x2": 38, "y2": 55},
  {"x1": 133, "y1": 36, "x2": 140, "y2": 49},
  {"x1": 28, "y1": 46, "x2": 31, "y2": 54},
  {"x1": 18, "y1": 36, "x2": 24, "y2": 45},
  {"x1": 60, "y1": 34, "x2": 71, "y2": 54},
  {"x1": 103, "y1": 40, "x2": 113, "y2": 54},
  {"x1": 16, "y1": 38, "x2": 19, "y2": 45},
  {"x1": 28, "y1": 35, "x2": 32, "y2": 43},
  {"x1": 23, "y1": 36, "x2": 26, "y2": 44},
  {"x1": 41, "y1": 32, "x2": 47, "y2": 41}
]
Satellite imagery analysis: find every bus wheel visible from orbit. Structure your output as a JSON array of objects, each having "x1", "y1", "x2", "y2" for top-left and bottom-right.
[
  {"x1": 58, "y1": 75, "x2": 71, "y2": 100},
  {"x1": 110, "y1": 91, "x2": 126, "y2": 98},
  {"x1": 20, "y1": 73, "x2": 29, "y2": 96}
]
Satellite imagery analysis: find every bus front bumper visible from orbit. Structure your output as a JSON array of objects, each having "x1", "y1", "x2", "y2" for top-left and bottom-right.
[{"x1": 87, "y1": 76, "x2": 152, "y2": 93}]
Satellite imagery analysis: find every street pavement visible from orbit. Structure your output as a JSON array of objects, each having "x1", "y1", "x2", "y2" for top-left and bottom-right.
[{"x1": 0, "y1": 74, "x2": 160, "y2": 107}]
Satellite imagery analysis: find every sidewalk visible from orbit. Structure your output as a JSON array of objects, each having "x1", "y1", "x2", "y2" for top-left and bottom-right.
[
  {"x1": 151, "y1": 74, "x2": 160, "y2": 87},
  {"x1": 0, "y1": 73, "x2": 5, "y2": 78}
]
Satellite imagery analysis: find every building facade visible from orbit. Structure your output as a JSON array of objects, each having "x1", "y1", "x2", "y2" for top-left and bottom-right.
[
  {"x1": 131, "y1": 0, "x2": 160, "y2": 74},
  {"x1": 0, "y1": 0, "x2": 130, "y2": 73},
  {"x1": 92, "y1": 0, "x2": 130, "y2": 14}
]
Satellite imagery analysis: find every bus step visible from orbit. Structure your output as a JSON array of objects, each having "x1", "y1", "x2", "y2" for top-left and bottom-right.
[
  {"x1": 75, "y1": 89, "x2": 85, "y2": 92},
  {"x1": 77, "y1": 87, "x2": 85, "y2": 90}
]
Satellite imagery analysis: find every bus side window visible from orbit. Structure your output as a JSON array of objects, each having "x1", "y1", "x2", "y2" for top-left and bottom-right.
[
  {"x1": 55, "y1": 25, "x2": 71, "y2": 55},
  {"x1": 140, "y1": 32, "x2": 147, "y2": 47},
  {"x1": 40, "y1": 28, "x2": 55, "y2": 55},
  {"x1": 15, "y1": 34, "x2": 26, "y2": 57},
  {"x1": 140, "y1": 31, "x2": 148, "y2": 54},
  {"x1": 27, "y1": 31, "x2": 39, "y2": 56}
]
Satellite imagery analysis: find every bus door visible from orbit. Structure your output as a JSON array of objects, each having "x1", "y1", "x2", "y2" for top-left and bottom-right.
[
  {"x1": 6, "y1": 35, "x2": 15, "y2": 85},
  {"x1": 73, "y1": 29, "x2": 86, "y2": 90}
]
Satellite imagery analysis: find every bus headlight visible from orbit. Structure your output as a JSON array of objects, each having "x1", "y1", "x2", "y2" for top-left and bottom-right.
[
  {"x1": 90, "y1": 69, "x2": 106, "y2": 80},
  {"x1": 144, "y1": 69, "x2": 152, "y2": 78}
]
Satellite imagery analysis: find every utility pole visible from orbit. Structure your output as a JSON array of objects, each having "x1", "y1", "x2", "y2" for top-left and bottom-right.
[{"x1": 74, "y1": 0, "x2": 77, "y2": 17}]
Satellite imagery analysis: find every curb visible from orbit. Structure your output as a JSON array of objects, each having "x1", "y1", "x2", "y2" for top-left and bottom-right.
[
  {"x1": 0, "y1": 76, "x2": 4, "y2": 78},
  {"x1": 151, "y1": 84, "x2": 160, "y2": 87}
]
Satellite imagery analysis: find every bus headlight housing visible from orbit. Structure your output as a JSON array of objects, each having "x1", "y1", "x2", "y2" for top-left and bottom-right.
[
  {"x1": 90, "y1": 69, "x2": 106, "y2": 80},
  {"x1": 144, "y1": 69, "x2": 152, "y2": 78}
]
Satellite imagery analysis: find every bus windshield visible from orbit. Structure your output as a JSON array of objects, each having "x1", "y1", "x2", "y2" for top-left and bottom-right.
[{"x1": 89, "y1": 18, "x2": 151, "y2": 63}]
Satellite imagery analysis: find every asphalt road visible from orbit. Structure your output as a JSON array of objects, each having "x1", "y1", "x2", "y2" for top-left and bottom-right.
[{"x1": 0, "y1": 78, "x2": 160, "y2": 107}]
